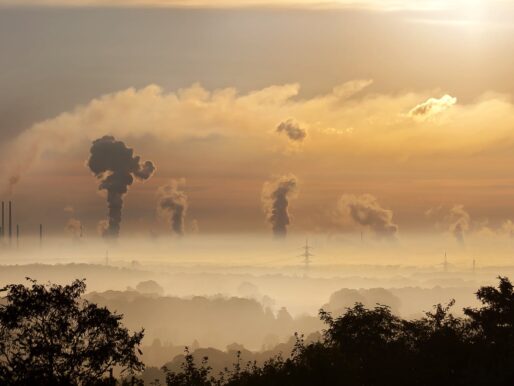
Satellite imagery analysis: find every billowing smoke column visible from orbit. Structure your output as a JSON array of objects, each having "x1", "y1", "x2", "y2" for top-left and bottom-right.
[
  {"x1": 157, "y1": 180, "x2": 188, "y2": 236},
  {"x1": 87, "y1": 136, "x2": 155, "y2": 238},
  {"x1": 262, "y1": 174, "x2": 298, "y2": 238},
  {"x1": 336, "y1": 194, "x2": 398, "y2": 239}
]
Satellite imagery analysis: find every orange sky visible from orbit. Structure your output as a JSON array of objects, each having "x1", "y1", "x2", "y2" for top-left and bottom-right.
[{"x1": 1, "y1": 2, "x2": 514, "y2": 240}]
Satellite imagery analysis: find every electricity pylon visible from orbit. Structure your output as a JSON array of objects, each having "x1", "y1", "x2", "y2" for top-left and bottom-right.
[{"x1": 300, "y1": 239, "x2": 314, "y2": 277}]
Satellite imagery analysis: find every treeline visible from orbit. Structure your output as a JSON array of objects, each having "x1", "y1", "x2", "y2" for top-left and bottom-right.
[
  {"x1": 1, "y1": 277, "x2": 514, "y2": 385},
  {"x1": 87, "y1": 289, "x2": 321, "y2": 351},
  {"x1": 151, "y1": 276, "x2": 514, "y2": 385}
]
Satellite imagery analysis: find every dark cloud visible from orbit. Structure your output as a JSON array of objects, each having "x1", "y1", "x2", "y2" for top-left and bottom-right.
[
  {"x1": 87, "y1": 135, "x2": 156, "y2": 238},
  {"x1": 276, "y1": 119, "x2": 307, "y2": 142},
  {"x1": 157, "y1": 180, "x2": 188, "y2": 236},
  {"x1": 262, "y1": 174, "x2": 298, "y2": 238},
  {"x1": 336, "y1": 194, "x2": 398, "y2": 239}
]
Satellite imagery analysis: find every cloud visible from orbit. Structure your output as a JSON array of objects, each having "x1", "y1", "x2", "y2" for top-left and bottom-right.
[
  {"x1": 262, "y1": 174, "x2": 298, "y2": 238},
  {"x1": 2, "y1": 80, "x2": 514, "y2": 198},
  {"x1": 157, "y1": 179, "x2": 188, "y2": 236},
  {"x1": 408, "y1": 94, "x2": 457, "y2": 119},
  {"x1": 276, "y1": 119, "x2": 307, "y2": 142},
  {"x1": 335, "y1": 194, "x2": 398, "y2": 239}
]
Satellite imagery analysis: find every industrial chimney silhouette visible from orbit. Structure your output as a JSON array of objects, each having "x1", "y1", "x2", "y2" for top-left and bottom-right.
[{"x1": 8, "y1": 201, "x2": 12, "y2": 246}]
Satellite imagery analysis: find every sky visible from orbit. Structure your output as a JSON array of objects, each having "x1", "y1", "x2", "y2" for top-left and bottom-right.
[{"x1": 1, "y1": 0, "x2": 514, "y2": 241}]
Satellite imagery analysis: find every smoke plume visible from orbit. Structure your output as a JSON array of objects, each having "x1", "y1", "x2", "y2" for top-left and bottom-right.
[
  {"x1": 5, "y1": 175, "x2": 19, "y2": 196},
  {"x1": 190, "y1": 219, "x2": 200, "y2": 234},
  {"x1": 425, "y1": 204, "x2": 470, "y2": 245},
  {"x1": 65, "y1": 218, "x2": 82, "y2": 238},
  {"x1": 87, "y1": 135, "x2": 156, "y2": 238},
  {"x1": 447, "y1": 205, "x2": 470, "y2": 245},
  {"x1": 64, "y1": 206, "x2": 82, "y2": 238},
  {"x1": 157, "y1": 179, "x2": 188, "y2": 236},
  {"x1": 276, "y1": 119, "x2": 307, "y2": 142},
  {"x1": 262, "y1": 174, "x2": 298, "y2": 238},
  {"x1": 336, "y1": 194, "x2": 398, "y2": 239}
]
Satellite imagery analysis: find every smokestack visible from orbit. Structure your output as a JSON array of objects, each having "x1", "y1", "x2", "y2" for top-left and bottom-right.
[
  {"x1": 16, "y1": 224, "x2": 19, "y2": 249},
  {"x1": 8, "y1": 201, "x2": 12, "y2": 245},
  {"x1": 39, "y1": 224, "x2": 43, "y2": 248},
  {"x1": 1, "y1": 201, "x2": 4, "y2": 239}
]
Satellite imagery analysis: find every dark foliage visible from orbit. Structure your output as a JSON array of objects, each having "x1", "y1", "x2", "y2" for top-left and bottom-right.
[
  {"x1": 163, "y1": 277, "x2": 514, "y2": 386},
  {"x1": 0, "y1": 278, "x2": 144, "y2": 386}
]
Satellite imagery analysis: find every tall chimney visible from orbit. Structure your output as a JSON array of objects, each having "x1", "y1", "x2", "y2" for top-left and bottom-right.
[
  {"x1": 8, "y1": 201, "x2": 12, "y2": 245},
  {"x1": 1, "y1": 201, "x2": 4, "y2": 238},
  {"x1": 39, "y1": 224, "x2": 43, "y2": 248},
  {"x1": 16, "y1": 224, "x2": 19, "y2": 249}
]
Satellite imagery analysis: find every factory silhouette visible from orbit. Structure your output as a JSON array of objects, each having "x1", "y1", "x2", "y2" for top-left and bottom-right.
[
  {"x1": 1, "y1": 135, "x2": 300, "y2": 243},
  {"x1": 0, "y1": 201, "x2": 43, "y2": 248}
]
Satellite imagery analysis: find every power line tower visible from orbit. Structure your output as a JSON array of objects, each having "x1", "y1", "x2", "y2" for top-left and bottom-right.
[{"x1": 299, "y1": 239, "x2": 314, "y2": 277}]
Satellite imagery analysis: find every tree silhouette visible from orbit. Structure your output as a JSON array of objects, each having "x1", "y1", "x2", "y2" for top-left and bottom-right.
[
  {"x1": 160, "y1": 277, "x2": 514, "y2": 386},
  {"x1": 163, "y1": 347, "x2": 213, "y2": 386},
  {"x1": 3, "y1": 276, "x2": 514, "y2": 385},
  {"x1": 464, "y1": 276, "x2": 514, "y2": 384},
  {"x1": 0, "y1": 278, "x2": 144, "y2": 385}
]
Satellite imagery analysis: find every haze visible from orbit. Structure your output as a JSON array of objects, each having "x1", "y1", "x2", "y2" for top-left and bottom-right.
[{"x1": 1, "y1": 0, "x2": 514, "y2": 379}]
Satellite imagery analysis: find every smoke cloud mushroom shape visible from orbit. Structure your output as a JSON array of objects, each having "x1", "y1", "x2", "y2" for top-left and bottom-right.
[
  {"x1": 88, "y1": 135, "x2": 156, "y2": 238},
  {"x1": 336, "y1": 194, "x2": 398, "y2": 239},
  {"x1": 276, "y1": 119, "x2": 307, "y2": 142},
  {"x1": 262, "y1": 174, "x2": 298, "y2": 238},
  {"x1": 157, "y1": 179, "x2": 188, "y2": 236}
]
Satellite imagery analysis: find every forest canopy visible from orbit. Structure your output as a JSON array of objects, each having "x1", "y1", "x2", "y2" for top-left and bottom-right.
[{"x1": 1, "y1": 277, "x2": 514, "y2": 385}]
